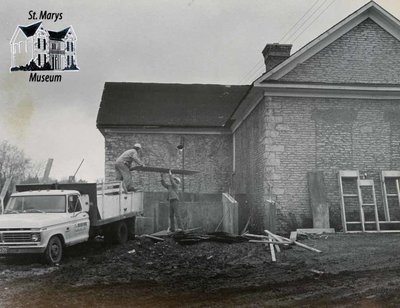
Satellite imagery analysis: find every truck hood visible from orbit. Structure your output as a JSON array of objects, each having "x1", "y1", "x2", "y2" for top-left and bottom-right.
[{"x1": 0, "y1": 213, "x2": 68, "y2": 229}]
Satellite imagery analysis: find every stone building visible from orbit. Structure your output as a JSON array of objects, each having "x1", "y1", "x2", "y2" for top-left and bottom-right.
[{"x1": 97, "y1": 2, "x2": 400, "y2": 232}]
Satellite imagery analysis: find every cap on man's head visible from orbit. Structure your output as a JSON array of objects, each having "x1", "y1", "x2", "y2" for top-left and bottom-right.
[
  {"x1": 134, "y1": 143, "x2": 142, "y2": 150},
  {"x1": 173, "y1": 177, "x2": 181, "y2": 184}
]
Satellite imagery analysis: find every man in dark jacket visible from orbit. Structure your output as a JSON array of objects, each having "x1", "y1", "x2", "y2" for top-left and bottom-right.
[
  {"x1": 161, "y1": 170, "x2": 183, "y2": 232},
  {"x1": 115, "y1": 143, "x2": 145, "y2": 192}
]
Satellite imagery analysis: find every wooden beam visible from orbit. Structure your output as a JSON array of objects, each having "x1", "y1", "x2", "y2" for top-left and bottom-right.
[
  {"x1": 0, "y1": 177, "x2": 12, "y2": 213},
  {"x1": 42, "y1": 158, "x2": 53, "y2": 183},
  {"x1": 248, "y1": 240, "x2": 287, "y2": 245},
  {"x1": 293, "y1": 241, "x2": 322, "y2": 253},
  {"x1": 268, "y1": 235, "x2": 276, "y2": 262},
  {"x1": 131, "y1": 166, "x2": 199, "y2": 175}
]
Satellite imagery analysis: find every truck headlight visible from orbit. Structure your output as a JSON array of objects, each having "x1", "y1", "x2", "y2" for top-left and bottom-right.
[{"x1": 31, "y1": 233, "x2": 41, "y2": 242}]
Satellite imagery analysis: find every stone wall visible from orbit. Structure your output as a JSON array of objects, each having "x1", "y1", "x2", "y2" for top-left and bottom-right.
[
  {"x1": 280, "y1": 18, "x2": 400, "y2": 84},
  {"x1": 261, "y1": 96, "x2": 400, "y2": 231},
  {"x1": 104, "y1": 132, "x2": 233, "y2": 193}
]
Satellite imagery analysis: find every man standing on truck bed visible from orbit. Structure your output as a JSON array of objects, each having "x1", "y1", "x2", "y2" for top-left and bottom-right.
[
  {"x1": 161, "y1": 170, "x2": 183, "y2": 232},
  {"x1": 115, "y1": 143, "x2": 145, "y2": 192}
]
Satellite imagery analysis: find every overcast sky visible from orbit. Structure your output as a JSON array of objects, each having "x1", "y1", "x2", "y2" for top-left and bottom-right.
[{"x1": 0, "y1": 0, "x2": 399, "y2": 182}]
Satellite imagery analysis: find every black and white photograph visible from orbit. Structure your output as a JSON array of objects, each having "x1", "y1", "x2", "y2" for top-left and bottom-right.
[{"x1": 1, "y1": 0, "x2": 400, "y2": 306}]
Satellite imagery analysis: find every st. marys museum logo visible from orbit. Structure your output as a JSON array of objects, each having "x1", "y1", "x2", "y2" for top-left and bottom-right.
[{"x1": 10, "y1": 20, "x2": 79, "y2": 82}]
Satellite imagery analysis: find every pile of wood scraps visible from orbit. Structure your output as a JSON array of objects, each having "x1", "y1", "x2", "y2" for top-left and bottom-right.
[
  {"x1": 173, "y1": 231, "x2": 248, "y2": 245},
  {"x1": 244, "y1": 229, "x2": 322, "y2": 262},
  {"x1": 146, "y1": 228, "x2": 249, "y2": 245}
]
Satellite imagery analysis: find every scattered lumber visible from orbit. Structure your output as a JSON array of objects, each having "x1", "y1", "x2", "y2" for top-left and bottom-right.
[
  {"x1": 143, "y1": 234, "x2": 165, "y2": 242},
  {"x1": 264, "y1": 230, "x2": 291, "y2": 244},
  {"x1": 263, "y1": 229, "x2": 323, "y2": 255},
  {"x1": 248, "y1": 240, "x2": 288, "y2": 245}
]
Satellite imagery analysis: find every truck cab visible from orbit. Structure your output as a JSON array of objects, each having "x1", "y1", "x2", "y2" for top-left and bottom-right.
[{"x1": 0, "y1": 190, "x2": 90, "y2": 264}]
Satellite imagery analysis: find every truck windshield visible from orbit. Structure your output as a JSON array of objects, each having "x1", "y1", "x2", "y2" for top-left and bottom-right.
[{"x1": 5, "y1": 195, "x2": 66, "y2": 214}]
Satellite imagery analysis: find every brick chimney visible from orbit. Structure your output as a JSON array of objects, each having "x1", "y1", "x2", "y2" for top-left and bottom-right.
[{"x1": 262, "y1": 43, "x2": 292, "y2": 72}]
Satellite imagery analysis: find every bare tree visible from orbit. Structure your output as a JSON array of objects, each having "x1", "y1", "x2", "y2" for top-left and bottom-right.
[{"x1": 0, "y1": 140, "x2": 31, "y2": 189}]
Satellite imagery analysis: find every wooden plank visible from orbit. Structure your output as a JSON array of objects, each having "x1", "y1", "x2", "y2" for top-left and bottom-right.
[
  {"x1": 0, "y1": 177, "x2": 12, "y2": 200},
  {"x1": 293, "y1": 241, "x2": 322, "y2": 253},
  {"x1": 268, "y1": 235, "x2": 276, "y2": 262},
  {"x1": 264, "y1": 230, "x2": 291, "y2": 243},
  {"x1": 357, "y1": 174, "x2": 366, "y2": 232},
  {"x1": 296, "y1": 228, "x2": 335, "y2": 234},
  {"x1": 272, "y1": 234, "x2": 281, "y2": 253},
  {"x1": 143, "y1": 234, "x2": 165, "y2": 242},
  {"x1": 42, "y1": 158, "x2": 53, "y2": 183},
  {"x1": 244, "y1": 233, "x2": 270, "y2": 239},
  {"x1": 307, "y1": 171, "x2": 330, "y2": 228},
  {"x1": 338, "y1": 173, "x2": 348, "y2": 233},
  {"x1": 130, "y1": 166, "x2": 200, "y2": 175},
  {"x1": 0, "y1": 177, "x2": 12, "y2": 213},
  {"x1": 372, "y1": 182, "x2": 380, "y2": 232},
  {"x1": 248, "y1": 240, "x2": 287, "y2": 245}
]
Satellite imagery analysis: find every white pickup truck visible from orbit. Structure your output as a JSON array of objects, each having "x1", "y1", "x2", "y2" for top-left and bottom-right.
[{"x1": 0, "y1": 182, "x2": 143, "y2": 264}]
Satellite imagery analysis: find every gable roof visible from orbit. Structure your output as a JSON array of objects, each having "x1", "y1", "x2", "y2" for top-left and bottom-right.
[
  {"x1": 19, "y1": 21, "x2": 42, "y2": 37},
  {"x1": 49, "y1": 27, "x2": 70, "y2": 41},
  {"x1": 96, "y1": 82, "x2": 249, "y2": 130},
  {"x1": 255, "y1": 1, "x2": 400, "y2": 84}
]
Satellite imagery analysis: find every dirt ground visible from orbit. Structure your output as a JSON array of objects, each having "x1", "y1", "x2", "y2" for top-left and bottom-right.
[{"x1": 1, "y1": 232, "x2": 400, "y2": 307}]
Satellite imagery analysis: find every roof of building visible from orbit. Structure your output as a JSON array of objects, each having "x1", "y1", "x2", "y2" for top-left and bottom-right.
[
  {"x1": 19, "y1": 21, "x2": 42, "y2": 37},
  {"x1": 96, "y1": 82, "x2": 249, "y2": 129},
  {"x1": 48, "y1": 27, "x2": 70, "y2": 41}
]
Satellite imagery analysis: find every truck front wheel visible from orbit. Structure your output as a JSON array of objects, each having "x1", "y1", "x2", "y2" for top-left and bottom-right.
[{"x1": 44, "y1": 236, "x2": 63, "y2": 265}]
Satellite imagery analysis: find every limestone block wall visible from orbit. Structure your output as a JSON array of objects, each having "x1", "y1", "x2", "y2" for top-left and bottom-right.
[{"x1": 104, "y1": 132, "x2": 233, "y2": 194}]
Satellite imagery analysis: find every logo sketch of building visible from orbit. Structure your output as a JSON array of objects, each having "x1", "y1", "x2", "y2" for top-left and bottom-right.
[{"x1": 10, "y1": 21, "x2": 78, "y2": 71}]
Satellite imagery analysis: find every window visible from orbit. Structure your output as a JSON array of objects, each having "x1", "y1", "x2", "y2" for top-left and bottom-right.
[
  {"x1": 38, "y1": 54, "x2": 41, "y2": 66},
  {"x1": 71, "y1": 56, "x2": 74, "y2": 65},
  {"x1": 38, "y1": 38, "x2": 40, "y2": 49},
  {"x1": 67, "y1": 41, "x2": 69, "y2": 51},
  {"x1": 6, "y1": 195, "x2": 66, "y2": 213},
  {"x1": 67, "y1": 55, "x2": 69, "y2": 66},
  {"x1": 68, "y1": 195, "x2": 82, "y2": 213},
  {"x1": 52, "y1": 43, "x2": 56, "y2": 50},
  {"x1": 43, "y1": 39, "x2": 46, "y2": 50},
  {"x1": 44, "y1": 54, "x2": 46, "y2": 65},
  {"x1": 71, "y1": 42, "x2": 74, "y2": 52}
]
